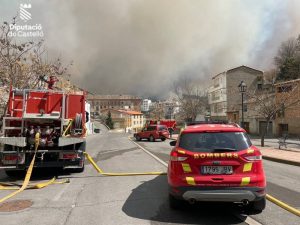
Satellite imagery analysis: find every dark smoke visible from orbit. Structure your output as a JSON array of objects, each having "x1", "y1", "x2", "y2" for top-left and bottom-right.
[{"x1": 1, "y1": 0, "x2": 300, "y2": 97}]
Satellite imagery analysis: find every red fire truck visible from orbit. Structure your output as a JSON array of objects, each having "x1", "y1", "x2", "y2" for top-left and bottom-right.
[
  {"x1": 0, "y1": 87, "x2": 87, "y2": 176},
  {"x1": 148, "y1": 120, "x2": 177, "y2": 134}
]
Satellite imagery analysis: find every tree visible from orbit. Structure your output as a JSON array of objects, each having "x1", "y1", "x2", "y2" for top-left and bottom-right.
[
  {"x1": 247, "y1": 83, "x2": 299, "y2": 146},
  {"x1": 274, "y1": 35, "x2": 300, "y2": 81},
  {"x1": 0, "y1": 17, "x2": 72, "y2": 122},
  {"x1": 105, "y1": 111, "x2": 114, "y2": 129},
  {"x1": 173, "y1": 76, "x2": 208, "y2": 122}
]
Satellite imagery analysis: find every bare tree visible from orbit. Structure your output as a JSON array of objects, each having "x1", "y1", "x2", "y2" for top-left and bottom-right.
[
  {"x1": 247, "y1": 83, "x2": 299, "y2": 146},
  {"x1": 0, "y1": 17, "x2": 72, "y2": 122},
  {"x1": 173, "y1": 76, "x2": 208, "y2": 122},
  {"x1": 149, "y1": 106, "x2": 164, "y2": 120}
]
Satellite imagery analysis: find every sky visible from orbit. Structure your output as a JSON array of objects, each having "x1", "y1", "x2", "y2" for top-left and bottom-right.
[{"x1": 1, "y1": 0, "x2": 300, "y2": 98}]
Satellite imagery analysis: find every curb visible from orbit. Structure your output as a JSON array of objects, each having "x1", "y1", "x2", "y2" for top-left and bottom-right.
[{"x1": 262, "y1": 155, "x2": 300, "y2": 167}]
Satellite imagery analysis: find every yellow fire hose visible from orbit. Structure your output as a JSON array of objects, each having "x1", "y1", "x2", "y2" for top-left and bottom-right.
[
  {"x1": 266, "y1": 194, "x2": 300, "y2": 217},
  {"x1": 0, "y1": 133, "x2": 69, "y2": 203},
  {"x1": 84, "y1": 152, "x2": 167, "y2": 176}
]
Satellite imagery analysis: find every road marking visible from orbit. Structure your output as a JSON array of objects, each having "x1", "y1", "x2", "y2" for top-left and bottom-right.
[
  {"x1": 130, "y1": 138, "x2": 263, "y2": 225},
  {"x1": 130, "y1": 139, "x2": 168, "y2": 167}
]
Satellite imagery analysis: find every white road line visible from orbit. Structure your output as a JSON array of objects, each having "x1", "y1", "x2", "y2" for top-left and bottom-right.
[
  {"x1": 245, "y1": 216, "x2": 262, "y2": 225},
  {"x1": 53, "y1": 182, "x2": 70, "y2": 201},
  {"x1": 130, "y1": 139, "x2": 168, "y2": 167},
  {"x1": 131, "y1": 138, "x2": 262, "y2": 225}
]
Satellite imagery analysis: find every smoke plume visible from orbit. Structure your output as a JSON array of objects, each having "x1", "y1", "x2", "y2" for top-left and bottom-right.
[{"x1": 1, "y1": 0, "x2": 300, "y2": 97}]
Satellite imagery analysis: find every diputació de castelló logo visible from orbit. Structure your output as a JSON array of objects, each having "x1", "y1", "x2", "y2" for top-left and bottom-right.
[
  {"x1": 20, "y1": 3, "x2": 32, "y2": 22},
  {"x1": 8, "y1": 3, "x2": 44, "y2": 38}
]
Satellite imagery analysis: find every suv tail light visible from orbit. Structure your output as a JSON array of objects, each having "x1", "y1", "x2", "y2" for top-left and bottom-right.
[{"x1": 170, "y1": 151, "x2": 187, "y2": 161}]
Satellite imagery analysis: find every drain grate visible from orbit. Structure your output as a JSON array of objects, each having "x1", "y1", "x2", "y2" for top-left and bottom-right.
[{"x1": 0, "y1": 200, "x2": 33, "y2": 212}]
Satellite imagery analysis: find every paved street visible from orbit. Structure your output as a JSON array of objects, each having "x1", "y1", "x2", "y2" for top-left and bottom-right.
[{"x1": 0, "y1": 132, "x2": 300, "y2": 225}]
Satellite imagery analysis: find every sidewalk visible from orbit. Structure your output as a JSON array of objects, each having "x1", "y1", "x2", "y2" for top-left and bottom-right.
[
  {"x1": 258, "y1": 146, "x2": 300, "y2": 166},
  {"x1": 251, "y1": 139, "x2": 300, "y2": 166}
]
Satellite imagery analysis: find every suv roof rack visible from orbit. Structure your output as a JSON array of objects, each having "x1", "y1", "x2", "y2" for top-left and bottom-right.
[
  {"x1": 186, "y1": 120, "x2": 228, "y2": 126},
  {"x1": 186, "y1": 121, "x2": 241, "y2": 128}
]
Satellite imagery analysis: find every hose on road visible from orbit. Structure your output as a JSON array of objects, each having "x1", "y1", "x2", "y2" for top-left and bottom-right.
[
  {"x1": 266, "y1": 194, "x2": 300, "y2": 217},
  {"x1": 0, "y1": 133, "x2": 69, "y2": 203},
  {"x1": 84, "y1": 152, "x2": 167, "y2": 176}
]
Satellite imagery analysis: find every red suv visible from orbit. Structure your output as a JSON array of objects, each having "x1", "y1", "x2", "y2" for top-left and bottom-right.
[
  {"x1": 134, "y1": 125, "x2": 170, "y2": 142},
  {"x1": 168, "y1": 123, "x2": 266, "y2": 214}
]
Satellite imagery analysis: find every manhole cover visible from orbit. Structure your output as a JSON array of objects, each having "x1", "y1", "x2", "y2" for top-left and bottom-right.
[{"x1": 0, "y1": 200, "x2": 33, "y2": 212}]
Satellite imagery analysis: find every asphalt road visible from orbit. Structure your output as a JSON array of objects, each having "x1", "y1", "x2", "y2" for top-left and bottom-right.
[{"x1": 0, "y1": 132, "x2": 299, "y2": 225}]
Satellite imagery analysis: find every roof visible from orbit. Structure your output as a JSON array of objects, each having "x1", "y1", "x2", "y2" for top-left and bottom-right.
[
  {"x1": 274, "y1": 78, "x2": 300, "y2": 86},
  {"x1": 117, "y1": 110, "x2": 143, "y2": 115},
  {"x1": 101, "y1": 109, "x2": 143, "y2": 115},
  {"x1": 212, "y1": 65, "x2": 263, "y2": 79},
  {"x1": 87, "y1": 94, "x2": 141, "y2": 100},
  {"x1": 183, "y1": 124, "x2": 245, "y2": 133}
]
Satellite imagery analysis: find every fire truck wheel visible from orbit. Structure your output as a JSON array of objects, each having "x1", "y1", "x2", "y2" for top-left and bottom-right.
[{"x1": 161, "y1": 137, "x2": 166, "y2": 141}]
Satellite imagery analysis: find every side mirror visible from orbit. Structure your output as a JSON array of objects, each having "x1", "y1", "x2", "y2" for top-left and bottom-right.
[{"x1": 170, "y1": 140, "x2": 176, "y2": 146}]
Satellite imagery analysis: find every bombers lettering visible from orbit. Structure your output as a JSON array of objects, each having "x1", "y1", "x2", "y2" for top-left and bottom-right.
[{"x1": 194, "y1": 153, "x2": 238, "y2": 159}]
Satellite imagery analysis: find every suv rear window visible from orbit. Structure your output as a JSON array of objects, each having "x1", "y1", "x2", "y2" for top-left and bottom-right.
[{"x1": 179, "y1": 132, "x2": 252, "y2": 152}]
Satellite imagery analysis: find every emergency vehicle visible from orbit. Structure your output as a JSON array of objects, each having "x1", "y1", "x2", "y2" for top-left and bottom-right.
[
  {"x1": 167, "y1": 122, "x2": 266, "y2": 214},
  {"x1": 0, "y1": 82, "x2": 88, "y2": 176},
  {"x1": 148, "y1": 120, "x2": 177, "y2": 134}
]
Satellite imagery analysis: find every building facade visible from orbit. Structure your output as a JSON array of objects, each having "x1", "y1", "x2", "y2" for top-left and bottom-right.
[
  {"x1": 88, "y1": 95, "x2": 142, "y2": 117},
  {"x1": 101, "y1": 109, "x2": 145, "y2": 132},
  {"x1": 274, "y1": 79, "x2": 300, "y2": 137},
  {"x1": 141, "y1": 99, "x2": 152, "y2": 112},
  {"x1": 208, "y1": 65, "x2": 263, "y2": 133}
]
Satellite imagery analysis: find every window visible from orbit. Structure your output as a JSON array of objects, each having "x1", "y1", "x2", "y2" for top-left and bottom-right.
[
  {"x1": 179, "y1": 132, "x2": 252, "y2": 152},
  {"x1": 277, "y1": 85, "x2": 292, "y2": 93},
  {"x1": 279, "y1": 124, "x2": 288, "y2": 135},
  {"x1": 212, "y1": 91, "x2": 220, "y2": 101},
  {"x1": 243, "y1": 104, "x2": 247, "y2": 112},
  {"x1": 257, "y1": 84, "x2": 262, "y2": 90},
  {"x1": 277, "y1": 104, "x2": 285, "y2": 118},
  {"x1": 233, "y1": 113, "x2": 237, "y2": 120},
  {"x1": 214, "y1": 78, "x2": 220, "y2": 88},
  {"x1": 147, "y1": 126, "x2": 156, "y2": 131}
]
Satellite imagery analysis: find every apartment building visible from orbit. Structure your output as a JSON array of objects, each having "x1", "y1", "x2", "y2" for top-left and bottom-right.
[
  {"x1": 141, "y1": 99, "x2": 152, "y2": 112},
  {"x1": 274, "y1": 78, "x2": 300, "y2": 136},
  {"x1": 88, "y1": 94, "x2": 142, "y2": 116},
  {"x1": 101, "y1": 109, "x2": 145, "y2": 131},
  {"x1": 208, "y1": 65, "x2": 263, "y2": 132}
]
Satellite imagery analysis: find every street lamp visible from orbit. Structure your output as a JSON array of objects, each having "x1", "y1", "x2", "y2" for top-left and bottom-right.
[{"x1": 238, "y1": 81, "x2": 247, "y2": 128}]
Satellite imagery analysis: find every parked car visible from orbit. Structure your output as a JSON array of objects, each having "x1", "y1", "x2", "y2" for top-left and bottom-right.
[
  {"x1": 167, "y1": 123, "x2": 266, "y2": 214},
  {"x1": 134, "y1": 125, "x2": 170, "y2": 142}
]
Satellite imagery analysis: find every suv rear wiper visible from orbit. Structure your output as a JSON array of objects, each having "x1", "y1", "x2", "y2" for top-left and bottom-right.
[{"x1": 212, "y1": 147, "x2": 236, "y2": 152}]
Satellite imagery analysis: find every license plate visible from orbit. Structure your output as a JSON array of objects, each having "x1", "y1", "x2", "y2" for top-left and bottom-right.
[{"x1": 201, "y1": 166, "x2": 233, "y2": 174}]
